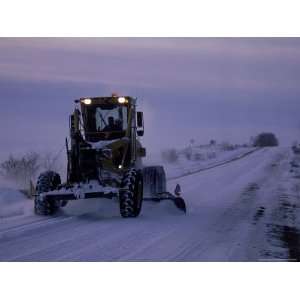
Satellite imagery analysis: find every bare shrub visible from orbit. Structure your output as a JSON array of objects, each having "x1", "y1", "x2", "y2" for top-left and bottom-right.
[
  {"x1": 182, "y1": 147, "x2": 193, "y2": 160},
  {"x1": 161, "y1": 148, "x2": 179, "y2": 163},
  {"x1": 0, "y1": 152, "x2": 40, "y2": 188},
  {"x1": 194, "y1": 153, "x2": 205, "y2": 161},
  {"x1": 207, "y1": 152, "x2": 217, "y2": 159},
  {"x1": 220, "y1": 142, "x2": 235, "y2": 151}
]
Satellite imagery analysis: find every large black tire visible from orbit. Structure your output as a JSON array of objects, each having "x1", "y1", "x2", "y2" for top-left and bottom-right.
[
  {"x1": 119, "y1": 168, "x2": 143, "y2": 218},
  {"x1": 34, "y1": 171, "x2": 61, "y2": 215},
  {"x1": 142, "y1": 166, "x2": 166, "y2": 198}
]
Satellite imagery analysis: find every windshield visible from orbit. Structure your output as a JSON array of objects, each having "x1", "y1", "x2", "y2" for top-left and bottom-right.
[{"x1": 84, "y1": 104, "x2": 128, "y2": 141}]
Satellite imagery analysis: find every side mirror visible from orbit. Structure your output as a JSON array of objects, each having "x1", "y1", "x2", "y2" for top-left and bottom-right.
[
  {"x1": 137, "y1": 111, "x2": 144, "y2": 127},
  {"x1": 137, "y1": 130, "x2": 144, "y2": 137},
  {"x1": 137, "y1": 111, "x2": 144, "y2": 136}
]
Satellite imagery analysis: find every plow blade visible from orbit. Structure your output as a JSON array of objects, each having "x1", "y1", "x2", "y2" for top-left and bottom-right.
[
  {"x1": 143, "y1": 188, "x2": 187, "y2": 213},
  {"x1": 143, "y1": 194, "x2": 186, "y2": 213},
  {"x1": 173, "y1": 196, "x2": 187, "y2": 213}
]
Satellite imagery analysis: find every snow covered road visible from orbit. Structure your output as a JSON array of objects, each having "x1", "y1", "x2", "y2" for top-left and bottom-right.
[{"x1": 1, "y1": 147, "x2": 300, "y2": 261}]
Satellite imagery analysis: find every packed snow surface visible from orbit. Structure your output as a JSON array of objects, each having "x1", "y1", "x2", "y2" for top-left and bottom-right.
[{"x1": 1, "y1": 147, "x2": 300, "y2": 261}]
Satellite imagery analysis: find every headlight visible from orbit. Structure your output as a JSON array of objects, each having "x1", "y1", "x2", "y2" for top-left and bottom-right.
[
  {"x1": 118, "y1": 97, "x2": 126, "y2": 104},
  {"x1": 82, "y1": 98, "x2": 92, "y2": 105}
]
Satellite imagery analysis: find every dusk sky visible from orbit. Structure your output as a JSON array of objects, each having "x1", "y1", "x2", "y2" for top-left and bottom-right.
[{"x1": 0, "y1": 38, "x2": 300, "y2": 160}]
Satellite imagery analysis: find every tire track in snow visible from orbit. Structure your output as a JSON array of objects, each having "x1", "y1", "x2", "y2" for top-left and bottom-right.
[
  {"x1": 3, "y1": 207, "x2": 185, "y2": 261},
  {"x1": 0, "y1": 215, "x2": 74, "y2": 237}
]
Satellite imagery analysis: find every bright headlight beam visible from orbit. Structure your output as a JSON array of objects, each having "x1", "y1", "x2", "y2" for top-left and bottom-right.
[
  {"x1": 118, "y1": 97, "x2": 126, "y2": 104},
  {"x1": 83, "y1": 98, "x2": 92, "y2": 105}
]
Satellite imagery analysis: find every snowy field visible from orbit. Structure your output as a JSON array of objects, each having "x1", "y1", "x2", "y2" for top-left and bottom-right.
[
  {"x1": 0, "y1": 146, "x2": 300, "y2": 261},
  {"x1": 144, "y1": 144, "x2": 257, "y2": 180}
]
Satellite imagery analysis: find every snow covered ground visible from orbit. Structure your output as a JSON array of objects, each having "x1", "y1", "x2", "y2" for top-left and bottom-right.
[
  {"x1": 0, "y1": 146, "x2": 300, "y2": 261},
  {"x1": 0, "y1": 183, "x2": 32, "y2": 219}
]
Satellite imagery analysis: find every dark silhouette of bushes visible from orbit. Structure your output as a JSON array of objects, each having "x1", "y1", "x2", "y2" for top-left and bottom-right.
[{"x1": 253, "y1": 132, "x2": 279, "y2": 147}]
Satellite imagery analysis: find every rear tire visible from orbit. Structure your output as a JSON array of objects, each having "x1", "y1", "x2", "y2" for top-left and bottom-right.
[
  {"x1": 119, "y1": 169, "x2": 143, "y2": 218},
  {"x1": 34, "y1": 171, "x2": 61, "y2": 215},
  {"x1": 142, "y1": 166, "x2": 166, "y2": 198}
]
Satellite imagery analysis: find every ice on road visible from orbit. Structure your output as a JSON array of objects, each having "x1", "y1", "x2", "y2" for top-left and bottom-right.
[{"x1": 1, "y1": 147, "x2": 300, "y2": 261}]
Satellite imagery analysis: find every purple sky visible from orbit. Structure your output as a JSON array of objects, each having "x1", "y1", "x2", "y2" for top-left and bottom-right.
[{"x1": 0, "y1": 38, "x2": 300, "y2": 159}]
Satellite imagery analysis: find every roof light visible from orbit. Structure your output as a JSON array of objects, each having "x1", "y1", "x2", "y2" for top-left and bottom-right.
[
  {"x1": 82, "y1": 98, "x2": 92, "y2": 105},
  {"x1": 118, "y1": 97, "x2": 126, "y2": 104}
]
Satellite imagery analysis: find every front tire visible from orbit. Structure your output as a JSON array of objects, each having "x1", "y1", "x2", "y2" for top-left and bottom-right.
[
  {"x1": 34, "y1": 171, "x2": 61, "y2": 215},
  {"x1": 119, "y1": 169, "x2": 143, "y2": 218}
]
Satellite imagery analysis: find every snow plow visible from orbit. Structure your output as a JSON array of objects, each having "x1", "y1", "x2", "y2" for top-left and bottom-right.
[{"x1": 34, "y1": 95, "x2": 186, "y2": 218}]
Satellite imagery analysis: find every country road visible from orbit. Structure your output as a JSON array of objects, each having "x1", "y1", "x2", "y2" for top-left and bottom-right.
[{"x1": 1, "y1": 147, "x2": 300, "y2": 261}]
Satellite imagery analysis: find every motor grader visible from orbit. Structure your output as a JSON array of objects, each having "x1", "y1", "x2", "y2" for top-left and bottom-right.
[{"x1": 34, "y1": 95, "x2": 186, "y2": 218}]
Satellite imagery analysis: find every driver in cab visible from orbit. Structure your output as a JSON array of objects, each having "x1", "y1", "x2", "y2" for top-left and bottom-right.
[{"x1": 103, "y1": 116, "x2": 122, "y2": 132}]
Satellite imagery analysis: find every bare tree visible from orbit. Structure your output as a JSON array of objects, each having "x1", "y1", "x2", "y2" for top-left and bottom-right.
[
  {"x1": 220, "y1": 141, "x2": 235, "y2": 151},
  {"x1": 40, "y1": 151, "x2": 64, "y2": 173},
  {"x1": 0, "y1": 152, "x2": 40, "y2": 188},
  {"x1": 183, "y1": 147, "x2": 192, "y2": 160},
  {"x1": 253, "y1": 132, "x2": 279, "y2": 147}
]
